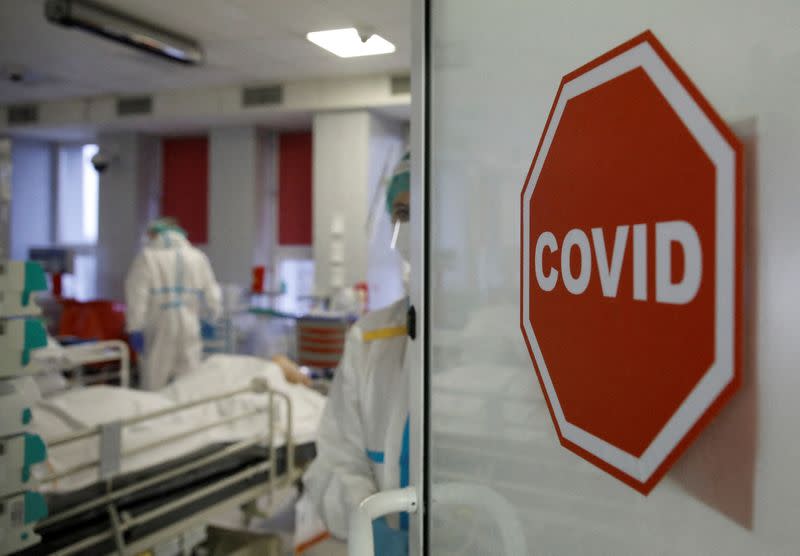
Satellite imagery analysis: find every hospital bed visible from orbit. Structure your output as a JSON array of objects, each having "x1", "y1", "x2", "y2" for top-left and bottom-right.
[{"x1": 16, "y1": 354, "x2": 325, "y2": 556}]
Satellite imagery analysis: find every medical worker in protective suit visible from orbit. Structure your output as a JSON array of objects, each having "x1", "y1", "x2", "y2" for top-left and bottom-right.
[
  {"x1": 304, "y1": 152, "x2": 412, "y2": 556},
  {"x1": 125, "y1": 218, "x2": 222, "y2": 391}
]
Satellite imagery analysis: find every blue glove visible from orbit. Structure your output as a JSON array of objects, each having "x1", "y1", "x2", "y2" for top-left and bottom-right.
[
  {"x1": 128, "y1": 331, "x2": 145, "y2": 354},
  {"x1": 200, "y1": 320, "x2": 216, "y2": 340},
  {"x1": 372, "y1": 517, "x2": 408, "y2": 556}
]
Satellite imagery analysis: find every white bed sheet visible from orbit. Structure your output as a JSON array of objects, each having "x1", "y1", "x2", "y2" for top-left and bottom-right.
[
  {"x1": 30, "y1": 354, "x2": 325, "y2": 493},
  {"x1": 30, "y1": 336, "x2": 70, "y2": 396}
]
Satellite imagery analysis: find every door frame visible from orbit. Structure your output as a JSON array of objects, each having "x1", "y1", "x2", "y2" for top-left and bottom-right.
[{"x1": 409, "y1": 0, "x2": 431, "y2": 554}]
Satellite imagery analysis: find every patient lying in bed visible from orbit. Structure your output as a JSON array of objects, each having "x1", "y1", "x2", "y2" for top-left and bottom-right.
[
  {"x1": 27, "y1": 354, "x2": 326, "y2": 493},
  {"x1": 34, "y1": 333, "x2": 312, "y2": 393},
  {"x1": 270, "y1": 354, "x2": 312, "y2": 386}
]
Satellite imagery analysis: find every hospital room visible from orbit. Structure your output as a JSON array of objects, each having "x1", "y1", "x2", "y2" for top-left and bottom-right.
[
  {"x1": 1, "y1": 1, "x2": 408, "y2": 554},
  {"x1": 3, "y1": 1, "x2": 800, "y2": 556}
]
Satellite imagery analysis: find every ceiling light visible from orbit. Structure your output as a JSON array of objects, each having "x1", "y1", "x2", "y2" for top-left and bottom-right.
[
  {"x1": 306, "y1": 28, "x2": 395, "y2": 58},
  {"x1": 44, "y1": 0, "x2": 203, "y2": 65}
]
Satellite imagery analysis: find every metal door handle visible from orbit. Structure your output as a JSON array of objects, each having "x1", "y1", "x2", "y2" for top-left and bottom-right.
[
  {"x1": 348, "y1": 483, "x2": 526, "y2": 555},
  {"x1": 348, "y1": 486, "x2": 418, "y2": 556}
]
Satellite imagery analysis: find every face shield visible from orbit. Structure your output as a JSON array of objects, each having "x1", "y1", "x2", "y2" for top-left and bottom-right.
[
  {"x1": 387, "y1": 154, "x2": 411, "y2": 255},
  {"x1": 366, "y1": 150, "x2": 412, "y2": 291},
  {"x1": 387, "y1": 152, "x2": 411, "y2": 290},
  {"x1": 391, "y1": 219, "x2": 411, "y2": 263},
  {"x1": 366, "y1": 150, "x2": 399, "y2": 247}
]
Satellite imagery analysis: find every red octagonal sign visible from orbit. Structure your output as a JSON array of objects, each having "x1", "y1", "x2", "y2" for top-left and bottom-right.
[{"x1": 520, "y1": 31, "x2": 743, "y2": 494}]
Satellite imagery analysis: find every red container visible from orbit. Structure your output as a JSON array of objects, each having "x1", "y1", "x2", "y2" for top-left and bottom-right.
[
  {"x1": 354, "y1": 281, "x2": 369, "y2": 314},
  {"x1": 52, "y1": 272, "x2": 63, "y2": 297},
  {"x1": 251, "y1": 266, "x2": 266, "y2": 293},
  {"x1": 58, "y1": 299, "x2": 126, "y2": 341}
]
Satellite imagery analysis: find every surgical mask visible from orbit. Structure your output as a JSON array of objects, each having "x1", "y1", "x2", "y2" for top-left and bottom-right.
[
  {"x1": 391, "y1": 221, "x2": 411, "y2": 294},
  {"x1": 400, "y1": 259, "x2": 411, "y2": 294}
]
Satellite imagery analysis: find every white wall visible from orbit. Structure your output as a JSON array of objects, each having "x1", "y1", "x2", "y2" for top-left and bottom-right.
[
  {"x1": 206, "y1": 126, "x2": 268, "y2": 286},
  {"x1": 312, "y1": 111, "x2": 407, "y2": 306},
  {"x1": 95, "y1": 133, "x2": 160, "y2": 300},
  {"x1": 0, "y1": 73, "x2": 409, "y2": 138},
  {"x1": 137, "y1": 136, "x2": 161, "y2": 245},
  {"x1": 252, "y1": 131, "x2": 278, "y2": 273},
  {"x1": 10, "y1": 140, "x2": 52, "y2": 260}
]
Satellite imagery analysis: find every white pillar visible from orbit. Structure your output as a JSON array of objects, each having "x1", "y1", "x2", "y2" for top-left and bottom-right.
[
  {"x1": 313, "y1": 111, "x2": 371, "y2": 296},
  {"x1": 312, "y1": 111, "x2": 407, "y2": 307}
]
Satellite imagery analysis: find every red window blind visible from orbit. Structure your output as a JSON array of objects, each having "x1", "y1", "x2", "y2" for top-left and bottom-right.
[
  {"x1": 278, "y1": 132, "x2": 312, "y2": 245},
  {"x1": 161, "y1": 136, "x2": 209, "y2": 244}
]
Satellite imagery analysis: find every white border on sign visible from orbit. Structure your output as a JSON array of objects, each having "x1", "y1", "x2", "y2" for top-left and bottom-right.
[{"x1": 521, "y1": 41, "x2": 736, "y2": 484}]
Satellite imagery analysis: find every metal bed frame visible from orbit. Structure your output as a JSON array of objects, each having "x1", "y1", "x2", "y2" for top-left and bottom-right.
[
  {"x1": 33, "y1": 340, "x2": 131, "y2": 388},
  {"x1": 32, "y1": 376, "x2": 301, "y2": 556}
]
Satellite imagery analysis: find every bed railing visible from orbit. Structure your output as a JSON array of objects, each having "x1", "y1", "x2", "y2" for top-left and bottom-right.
[
  {"x1": 34, "y1": 339, "x2": 131, "y2": 388},
  {"x1": 36, "y1": 376, "x2": 297, "y2": 556}
]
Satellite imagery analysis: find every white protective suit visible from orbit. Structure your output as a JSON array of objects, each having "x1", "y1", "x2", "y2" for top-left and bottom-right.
[
  {"x1": 303, "y1": 298, "x2": 410, "y2": 539},
  {"x1": 125, "y1": 229, "x2": 222, "y2": 390}
]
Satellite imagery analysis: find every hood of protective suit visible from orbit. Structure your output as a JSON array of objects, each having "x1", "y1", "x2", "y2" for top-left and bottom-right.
[{"x1": 148, "y1": 229, "x2": 189, "y2": 250}]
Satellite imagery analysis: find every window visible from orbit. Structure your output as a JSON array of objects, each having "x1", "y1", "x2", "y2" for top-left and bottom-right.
[
  {"x1": 57, "y1": 144, "x2": 99, "y2": 245},
  {"x1": 81, "y1": 144, "x2": 99, "y2": 243},
  {"x1": 56, "y1": 143, "x2": 100, "y2": 299},
  {"x1": 269, "y1": 245, "x2": 315, "y2": 314},
  {"x1": 278, "y1": 132, "x2": 312, "y2": 246}
]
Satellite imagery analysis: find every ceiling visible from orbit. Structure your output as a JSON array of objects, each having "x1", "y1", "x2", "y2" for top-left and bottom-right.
[{"x1": 0, "y1": 0, "x2": 410, "y2": 105}]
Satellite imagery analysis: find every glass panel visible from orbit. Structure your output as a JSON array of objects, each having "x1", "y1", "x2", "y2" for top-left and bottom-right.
[{"x1": 426, "y1": 1, "x2": 800, "y2": 554}]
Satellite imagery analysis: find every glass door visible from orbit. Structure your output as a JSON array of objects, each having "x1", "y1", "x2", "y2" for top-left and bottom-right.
[{"x1": 419, "y1": 0, "x2": 800, "y2": 554}]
